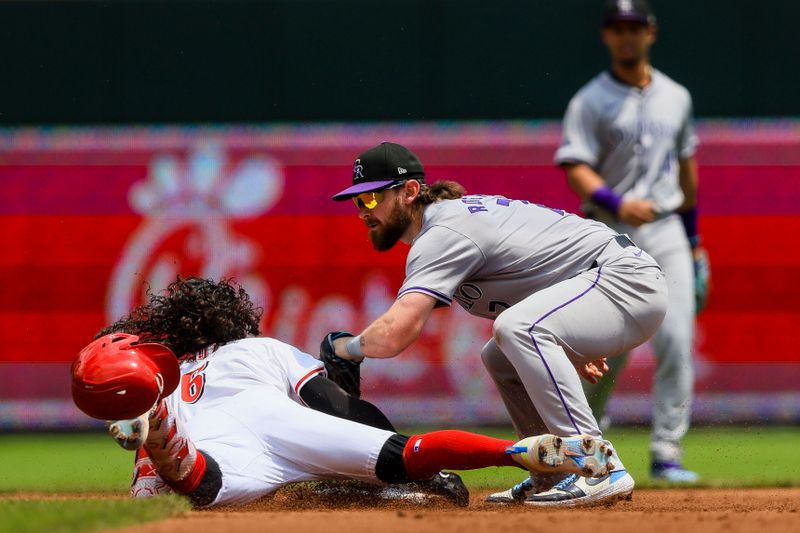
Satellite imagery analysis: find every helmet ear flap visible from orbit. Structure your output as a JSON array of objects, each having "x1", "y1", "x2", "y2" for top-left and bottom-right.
[
  {"x1": 71, "y1": 334, "x2": 179, "y2": 420},
  {"x1": 133, "y1": 342, "x2": 180, "y2": 398}
]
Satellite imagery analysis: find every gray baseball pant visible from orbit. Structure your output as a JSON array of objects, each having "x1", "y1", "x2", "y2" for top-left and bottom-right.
[
  {"x1": 585, "y1": 214, "x2": 695, "y2": 462},
  {"x1": 483, "y1": 238, "x2": 668, "y2": 471}
]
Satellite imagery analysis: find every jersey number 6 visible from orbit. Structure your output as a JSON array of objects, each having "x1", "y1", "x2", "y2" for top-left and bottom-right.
[{"x1": 181, "y1": 362, "x2": 208, "y2": 404}]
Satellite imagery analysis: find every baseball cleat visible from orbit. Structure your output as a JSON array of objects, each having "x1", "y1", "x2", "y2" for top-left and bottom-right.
[
  {"x1": 651, "y1": 461, "x2": 700, "y2": 483},
  {"x1": 485, "y1": 476, "x2": 533, "y2": 504},
  {"x1": 107, "y1": 413, "x2": 150, "y2": 451},
  {"x1": 508, "y1": 434, "x2": 615, "y2": 477},
  {"x1": 524, "y1": 470, "x2": 635, "y2": 508},
  {"x1": 485, "y1": 472, "x2": 569, "y2": 504},
  {"x1": 417, "y1": 471, "x2": 470, "y2": 507}
]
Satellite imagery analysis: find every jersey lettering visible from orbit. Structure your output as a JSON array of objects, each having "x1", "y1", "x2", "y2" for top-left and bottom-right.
[
  {"x1": 453, "y1": 283, "x2": 482, "y2": 310},
  {"x1": 453, "y1": 284, "x2": 511, "y2": 316},
  {"x1": 495, "y1": 196, "x2": 565, "y2": 216},
  {"x1": 181, "y1": 362, "x2": 208, "y2": 404},
  {"x1": 488, "y1": 300, "x2": 510, "y2": 314},
  {"x1": 461, "y1": 196, "x2": 489, "y2": 214}
]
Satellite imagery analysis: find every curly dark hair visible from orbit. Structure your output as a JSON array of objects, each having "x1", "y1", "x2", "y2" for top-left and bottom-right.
[{"x1": 96, "y1": 276, "x2": 262, "y2": 358}]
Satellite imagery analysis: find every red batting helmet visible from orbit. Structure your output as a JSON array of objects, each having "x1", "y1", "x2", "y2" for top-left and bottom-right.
[{"x1": 71, "y1": 333, "x2": 181, "y2": 420}]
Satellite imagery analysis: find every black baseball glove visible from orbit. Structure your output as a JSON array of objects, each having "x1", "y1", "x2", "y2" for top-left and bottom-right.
[{"x1": 320, "y1": 331, "x2": 362, "y2": 398}]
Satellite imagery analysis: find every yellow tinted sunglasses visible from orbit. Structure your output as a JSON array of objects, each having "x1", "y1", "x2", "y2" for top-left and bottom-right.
[
  {"x1": 352, "y1": 191, "x2": 386, "y2": 209},
  {"x1": 352, "y1": 182, "x2": 406, "y2": 210}
]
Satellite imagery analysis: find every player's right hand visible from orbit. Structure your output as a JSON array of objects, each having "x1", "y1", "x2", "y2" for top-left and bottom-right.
[
  {"x1": 617, "y1": 199, "x2": 656, "y2": 227},
  {"x1": 575, "y1": 357, "x2": 609, "y2": 385}
]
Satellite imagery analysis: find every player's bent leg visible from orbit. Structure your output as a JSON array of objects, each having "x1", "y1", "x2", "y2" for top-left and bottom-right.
[
  {"x1": 486, "y1": 252, "x2": 666, "y2": 507},
  {"x1": 480, "y1": 339, "x2": 549, "y2": 438},
  {"x1": 491, "y1": 280, "x2": 609, "y2": 440},
  {"x1": 480, "y1": 339, "x2": 572, "y2": 503}
]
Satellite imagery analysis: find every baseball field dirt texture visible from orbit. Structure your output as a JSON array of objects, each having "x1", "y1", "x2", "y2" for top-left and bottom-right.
[
  {"x1": 128, "y1": 488, "x2": 800, "y2": 533},
  {"x1": 1, "y1": 428, "x2": 799, "y2": 533},
  {"x1": 6, "y1": 487, "x2": 799, "y2": 533}
]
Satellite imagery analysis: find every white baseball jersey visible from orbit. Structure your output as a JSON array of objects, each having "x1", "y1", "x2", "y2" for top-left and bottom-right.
[
  {"x1": 554, "y1": 69, "x2": 698, "y2": 214},
  {"x1": 157, "y1": 337, "x2": 394, "y2": 506},
  {"x1": 397, "y1": 195, "x2": 623, "y2": 319}
]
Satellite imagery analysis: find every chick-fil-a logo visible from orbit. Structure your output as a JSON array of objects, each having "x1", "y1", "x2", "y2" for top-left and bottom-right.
[{"x1": 106, "y1": 142, "x2": 283, "y2": 321}]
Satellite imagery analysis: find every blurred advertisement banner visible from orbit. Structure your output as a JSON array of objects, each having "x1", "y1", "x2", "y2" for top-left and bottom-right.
[{"x1": 1, "y1": 121, "x2": 799, "y2": 428}]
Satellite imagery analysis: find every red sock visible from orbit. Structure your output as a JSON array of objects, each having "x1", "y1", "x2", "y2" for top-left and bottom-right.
[{"x1": 401, "y1": 430, "x2": 519, "y2": 480}]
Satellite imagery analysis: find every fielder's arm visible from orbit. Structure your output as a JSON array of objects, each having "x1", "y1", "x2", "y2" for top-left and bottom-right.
[
  {"x1": 563, "y1": 163, "x2": 655, "y2": 226},
  {"x1": 333, "y1": 292, "x2": 437, "y2": 360},
  {"x1": 563, "y1": 161, "x2": 605, "y2": 196}
]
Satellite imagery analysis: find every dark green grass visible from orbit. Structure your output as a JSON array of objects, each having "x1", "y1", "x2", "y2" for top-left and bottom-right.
[
  {"x1": 0, "y1": 426, "x2": 797, "y2": 496},
  {"x1": 0, "y1": 497, "x2": 189, "y2": 533}
]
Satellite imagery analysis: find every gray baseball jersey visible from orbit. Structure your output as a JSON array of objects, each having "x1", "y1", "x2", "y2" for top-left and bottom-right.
[
  {"x1": 397, "y1": 195, "x2": 620, "y2": 319},
  {"x1": 396, "y1": 193, "x2": 668, "y2": 457},
  {"x1": 554, "y1": 69, "x2": 698, "y2": 214}
]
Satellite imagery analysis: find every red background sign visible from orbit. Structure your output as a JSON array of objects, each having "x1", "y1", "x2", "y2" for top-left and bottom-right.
[{"x1": 1, "y1": 122, "x2": 798, "y2": 427}]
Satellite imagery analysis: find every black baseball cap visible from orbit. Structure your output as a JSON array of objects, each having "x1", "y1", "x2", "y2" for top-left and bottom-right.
[
  {"x1": 332, "y1": 142, "x2": 426, "y2": 201},
  {"x1": 603, "y1": 0, "x2": 656, "y2": 26}
]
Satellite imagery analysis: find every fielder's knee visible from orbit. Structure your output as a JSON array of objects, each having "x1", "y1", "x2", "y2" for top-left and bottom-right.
[{"x1": 491, "y1": 311, "x2": 519, "y2": 350}]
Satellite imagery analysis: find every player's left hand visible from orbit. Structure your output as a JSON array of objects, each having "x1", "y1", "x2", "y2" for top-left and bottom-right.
[
  {"x1": 320, "y1": 332, "x2": 362, "y2": 398},
  {"x1": 693, "y1": 247, "x2": 711, "y2": 314},
  {"x1": 107, "y1": 413, "x2": 150, "y2": 451},
  {"x1": 575, "y1": 357, "x2": 609, "y2": 384}
]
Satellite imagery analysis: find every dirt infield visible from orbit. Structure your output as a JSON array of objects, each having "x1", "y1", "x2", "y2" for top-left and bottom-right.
[{"x1": 113, "y1": 488, "x2": 800, "y2": 533}]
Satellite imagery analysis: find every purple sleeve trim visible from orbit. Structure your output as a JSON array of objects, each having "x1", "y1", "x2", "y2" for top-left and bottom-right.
[
  {"x1": 590, "y1": 186, "x2": 623, "y2": 214},
  {"x1": 679, "y1": 207, "x2": 700, "y2": 246},
  {"x1": 398, "y1": 286, "x2": 452, "y2": 305}
]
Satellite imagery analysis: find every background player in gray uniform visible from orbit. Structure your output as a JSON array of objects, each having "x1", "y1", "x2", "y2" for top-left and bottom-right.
[
  {"x1": 327, "y1": 141, "x2": 669, "y2": 507},
  {"x1": 554, "y1": 0, "x2": 710, "y2": 483}
]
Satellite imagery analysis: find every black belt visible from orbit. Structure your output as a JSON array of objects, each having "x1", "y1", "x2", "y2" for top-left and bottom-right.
[
  {"x1": 613, "y1": 234, "x2": 636, "y2": 248},
  {"x1": 590, "y1": 234, "x2": 636, "y2": 269}
]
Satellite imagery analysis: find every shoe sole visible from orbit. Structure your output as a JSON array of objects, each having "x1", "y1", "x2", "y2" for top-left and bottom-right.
[
  {"x1": 514, "y1": 435, "x2": 615, "y2": 477},
  {"x1": 485, "y1": 490, "x2": 522, "y2": 504},
  {"x1": 524, "y1": 475, "x2": 635, "y2": 508},
  {"x1": 650, "y1": 474, "x2": 700, "y2": 484}
]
